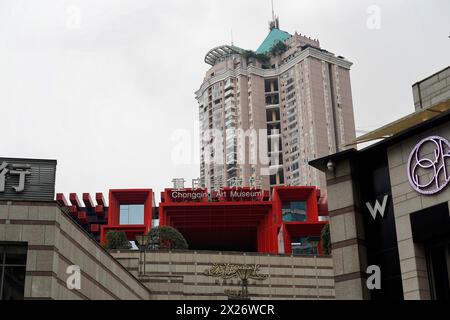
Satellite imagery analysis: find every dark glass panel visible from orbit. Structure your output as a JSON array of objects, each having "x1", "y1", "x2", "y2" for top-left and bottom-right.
[
  {"x1": 1, "y1": 266, "x2": 26, "y2": 300},
  {"x1": 4, "y1": 245, "x2": 27, "y2": 265}
]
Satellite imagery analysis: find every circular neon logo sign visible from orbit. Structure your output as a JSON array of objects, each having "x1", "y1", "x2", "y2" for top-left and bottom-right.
[{"x1": 407, "y1": 136, "x2": 450, "y2": 195}]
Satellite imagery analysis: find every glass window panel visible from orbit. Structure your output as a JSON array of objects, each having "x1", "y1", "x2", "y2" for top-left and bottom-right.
[
  {"x1": 282, "y1": 201, "x2": 307, "y2": 222},
  {"x1": 426, "y1": 241, "x2": 450, "y2": 300},
  {"x1": 1, "y1": 266, "x2": 26, "y2": 300},
  {"x1": 1, "y1": 243, "x2": 27, "y2": 300},
  {"x1": 128, "y1": 205, "x2": 144, "y2": 225},
  {"x1": 119, "y1": 205, "x2": 129, "y2": 225},
  {"x1": 4, "y1": 245, "x2": 27, "y2": 265},
  {"x1": 119, "y1": 204, "x2": 144, "y2": 225},
  {"x1": 291, "y1": 236, "x2": 320, "y2": 256}
]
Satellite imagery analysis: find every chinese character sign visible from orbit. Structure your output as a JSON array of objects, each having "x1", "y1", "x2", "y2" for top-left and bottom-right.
[
  {"x1": 0, "y1": 161, "x2": 31, "y2": 193},
  {"x1": 0, "y1": 157, "x2": 56, "y2": 201},
  {"x1": 171, "y1": 178, "x2": 186, "y2": 190}
]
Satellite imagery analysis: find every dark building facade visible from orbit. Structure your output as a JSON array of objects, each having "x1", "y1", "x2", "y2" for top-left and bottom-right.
[{"x1": 310, "y1": 72, "x2": 450, "y2": 300}]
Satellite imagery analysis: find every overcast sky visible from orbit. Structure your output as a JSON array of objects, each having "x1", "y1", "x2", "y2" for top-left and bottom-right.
[{"x1": 0, "y1": 0, "x2": 449, "y2": 202}]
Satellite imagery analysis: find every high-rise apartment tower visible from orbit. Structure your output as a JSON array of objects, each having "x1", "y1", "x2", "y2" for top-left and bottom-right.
[{"x1": 196, "y1": 17, "x2": 356, "y2": 191}]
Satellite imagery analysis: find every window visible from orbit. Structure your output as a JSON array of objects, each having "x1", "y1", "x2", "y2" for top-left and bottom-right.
[
  {"x1": 282, "y1": 201, "x2": 307, "y2": 222},
  {"x1": 120, "y1": 204, "x2": 145, "y2": 225},
  {"x1": 286, "y1": 92, "x2": 295, "y2": 101},
  {"x1": 270, "y1": 175, "x2": 277, "y2": 185},
  {"x1": 410, "y1": 203, "x2": 450, "y2": 299},
  {"x1": 425, "y1": 239, "x2": 450, "y2": 300},
  {"x1": 0, "y1": 243, "x2": 27, "y2": 300},
  {"x1": 291, "y1": 237, "x2": 320, "y2": 256}
]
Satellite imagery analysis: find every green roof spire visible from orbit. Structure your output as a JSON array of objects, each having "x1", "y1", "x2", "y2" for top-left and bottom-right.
[
  {"x1": 256, "y1": 1, "x2": 291, "y2": 54},
  {"x1": 256, "y1": 28, "x2": 291, "y2": 54}
]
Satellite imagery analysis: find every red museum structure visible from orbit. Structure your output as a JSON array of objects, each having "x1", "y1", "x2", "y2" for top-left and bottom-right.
[{"x1": 56, "y1": 186, "x2": 329, "y2": 255}]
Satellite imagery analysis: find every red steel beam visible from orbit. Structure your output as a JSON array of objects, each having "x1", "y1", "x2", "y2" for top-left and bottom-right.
[
  {"x1": 173, "y1": 224, "x2": 260, "y2": 229},
  {"x1": 95, "y1": 205, "x2": 105, "y2": 219},
  {"x1": 96, "y1": 193, "x2": 106, "y2": 206},
  {"x1": 82, "y1": 193, "x2": 94, "y2": 208},
  {"x1": 168, "y1": 217, "x2": 263, "y2": 223},
  {"x1": 69, "y1": 205, "x2": 78, "y2": 218},
  {"x1": 56, "y1": 193, "x2": 69, "y2": 206},
  {"x1": 69, "y1": 193, "x2": 82, "y2": 208},
  {"x1": 163, "y1": 210, "x2": 269, "y2": 215},
  {"x1": 77, "y1": 211, "x2": 87, "y2": 224},
  {"x1": 89, "y1": 224, "x2": 100, "y2": 233}
]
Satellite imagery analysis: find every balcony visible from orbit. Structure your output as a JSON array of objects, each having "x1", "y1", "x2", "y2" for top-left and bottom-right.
[
  {"x1": 268, "y1": 132, "x2": 281, "y2": 139},
  {"x1": 224, "y1": 90, "x2": 234, "y2": 99},
  {"x1": 224, "y1": 81, "x2": 234, "y2": 91},
  {"x1": 225, "y1": 104, "x2": 236, "y2": 112},
  {"x1": 269, "y1": 164, "x2": 283, "y2": 175},
  {"x1": 225, "y1": 120, "x2": 236, "y2": 129},
  {"x1": 226, "y1": 134, "x2": 236, "y2": 142},
  {"x1": 224, "y1": 96, "x2": 235, "y2": 105},
  {"x1": 267, "y1": 119, "x2": 281, "y2": 125},
  {"x1": 266, "y1": 104, "x2": 280, "y2": 110}
]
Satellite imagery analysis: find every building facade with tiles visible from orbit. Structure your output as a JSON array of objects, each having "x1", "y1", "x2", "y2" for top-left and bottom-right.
[
  {"x1": 0, "y1": 201, "x2": 150, "y2": 300},
  {"x1": 1, "y1": 156, "x2": 333, "y2": 300},
  {"x1": 112, "y1": 250, "x2": 335, "y2": 300},
  {"x1": 196, "y1": 18, "x2": 356, "y2": 192},
  {"x1": 310, "y1": 66, "x2": 450, "y2": 300},
  {"x1": 1, "y1": 197, "x2": 333, "y2": 300}
]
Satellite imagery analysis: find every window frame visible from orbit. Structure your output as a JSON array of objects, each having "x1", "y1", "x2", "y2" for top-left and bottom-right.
[
  {"x1": 0, "y1": 242, "x2": 27, "y2": 300},
  {"x1": 119, "y1": 204, "x2": 145, "y2": 225}
]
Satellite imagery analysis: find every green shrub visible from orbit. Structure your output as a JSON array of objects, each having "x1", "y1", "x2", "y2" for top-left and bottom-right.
[
  {"x1": 242, "y1": 50, "x2": 270, "y2": 64},
  {"x1": 269, "y1": 41, "x2": 288, "y2": 56},
  {"x1": 148, "y1": 226, "x2": 188, "y2": 250},
  {"x1": 104, "y1": 230, "x2": 131, "y2": 250},
  {"x1": 320, "y1": 224, "x2": 331, "y2": 255}
]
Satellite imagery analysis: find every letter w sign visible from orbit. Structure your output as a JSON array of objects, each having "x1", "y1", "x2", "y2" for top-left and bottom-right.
[{"x1": 365, "y1": 195, "x2": 389, "y2": 220}]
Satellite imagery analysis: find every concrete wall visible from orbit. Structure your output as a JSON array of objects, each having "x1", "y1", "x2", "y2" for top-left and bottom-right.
[
  {"x1": 387, "y1": 120, "x2": 450, "y2": 300},
  {"x1": 112, "y1": 250, "x2": 335, "y2": 300},
  {"x1": 0, "y1": 201, "x2": 150, "y2": 300},
  {"x1": 412, "y1": 66, "x2": 450, "y2": 110},
  {"x1": 322, "y1": 117, "x2": 450, "y2": 300},
  {"x1": 323, "y1": 159, "x2": 369, "y2": 300}
]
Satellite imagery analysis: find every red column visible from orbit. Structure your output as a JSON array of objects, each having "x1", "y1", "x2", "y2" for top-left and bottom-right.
[
  {"x1": 159, "y1": 206, "x2": 165, "y2": 225},
  {"x1": 262, "y1": 215, "x2": 267, "y2": 253},
  {"x1": 143, "y1": 193, "x2": 153, "y2": 232},
  {"x1": 269, "y1": 223, "x2": 278, "y2": 254},
  {"x1": 257, "y1": 223, "x2": 262, "y2": 252},
  {"x1": 100, "y1": 227, "x2": 106, "y2": 244},
  {"x1": 307, "y1": 188, "x2": 319, "y2": 223},
  {"x1": 283, "y1": 226, "x2": 292, "y2": 255}
]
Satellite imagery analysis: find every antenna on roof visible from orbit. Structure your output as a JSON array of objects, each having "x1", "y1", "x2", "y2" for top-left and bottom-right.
[
  {"x1": 269, "y1": 0, "x2": 279, "y2": 30},
  {"x1": 231, "y1": 28, "x2": 234, "y2": 46},
  {"x1": 271, "y1": 0, "x2": 275, "y2": 21}
]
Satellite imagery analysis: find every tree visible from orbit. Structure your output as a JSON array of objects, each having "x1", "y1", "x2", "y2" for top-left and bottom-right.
[
  {"x1": 269, "y1": 41, "x2": 288, "y2": 56},
  {"x1": 320, "y1": 224, "x2": 331, "y2": 255},
  {"x1": 241, "y1": 50, "x2": 270, "y2": 64},
  {"x1": 104, "y1": 230, "x2": 131, "y2": 250},
  {"x1": 148, "y1": 226, "x2": 188, "y2": 250}
]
